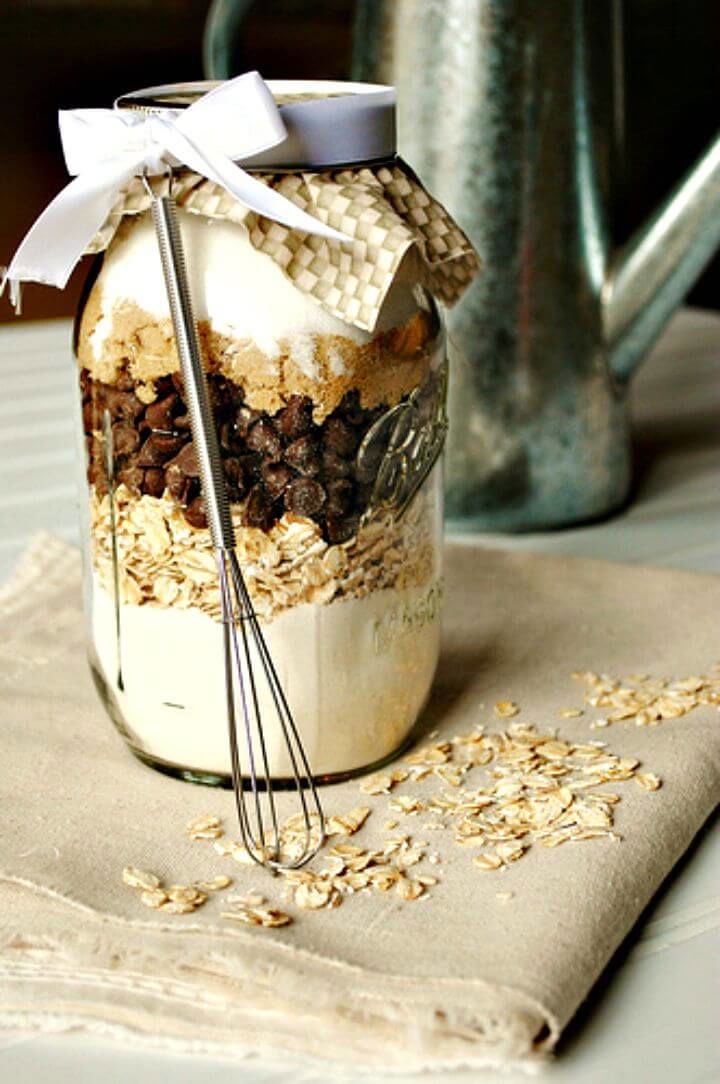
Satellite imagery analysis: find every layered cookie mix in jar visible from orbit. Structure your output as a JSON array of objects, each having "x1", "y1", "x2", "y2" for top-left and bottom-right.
[{"x1": 70, "y1": 80, "x2": 480, "y2": 782}]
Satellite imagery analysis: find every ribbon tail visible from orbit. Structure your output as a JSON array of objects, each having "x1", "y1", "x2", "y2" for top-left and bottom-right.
[
  {"x1": 163, "y1": 125, "x2": 353, "y2": 244},
  {"x1": 0, "y1": 267, "x2": 23, "y2": 315},
  {"x1": 2, "y1": 154, "x2": 141, "y2": 301}
]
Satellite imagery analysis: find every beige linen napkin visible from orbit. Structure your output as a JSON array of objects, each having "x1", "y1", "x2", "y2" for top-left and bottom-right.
[{"x1": 1, "y1": 533, "x2": 718, "y2": 1073}]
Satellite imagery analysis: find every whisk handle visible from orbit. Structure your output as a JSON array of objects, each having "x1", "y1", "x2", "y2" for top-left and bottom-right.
[{"x1": 149, "y1": 190, "x2": 235, "y2": 551}]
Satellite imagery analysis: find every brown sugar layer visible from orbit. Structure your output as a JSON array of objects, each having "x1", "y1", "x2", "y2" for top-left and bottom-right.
[{"x1": 77, "y1": 293, "x2": 436, "y2": 423}]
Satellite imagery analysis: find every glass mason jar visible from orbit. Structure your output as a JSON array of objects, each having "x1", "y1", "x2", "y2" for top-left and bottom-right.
[{"x1": 74, "y1": 170, "x2": 447, "y2": 784}]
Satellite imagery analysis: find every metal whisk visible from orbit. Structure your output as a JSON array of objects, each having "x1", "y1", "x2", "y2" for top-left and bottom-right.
[{"x1": 145, "y1": 171, "x2": 324, "y2": 870}]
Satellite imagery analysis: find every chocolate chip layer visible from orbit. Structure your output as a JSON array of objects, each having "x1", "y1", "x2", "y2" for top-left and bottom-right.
[{"x1": 81, "y1": 368, "x2": 387, "y2": 543}]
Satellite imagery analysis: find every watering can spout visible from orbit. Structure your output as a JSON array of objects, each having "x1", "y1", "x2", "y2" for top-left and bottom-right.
[{"x1": 604, "y1": 133, "x2": 720, "y2": 381}]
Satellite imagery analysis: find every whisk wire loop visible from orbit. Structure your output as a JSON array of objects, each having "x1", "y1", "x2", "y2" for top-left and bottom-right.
[{"x1": 147, "y1": 170, "x2": 324, "y2": 871}]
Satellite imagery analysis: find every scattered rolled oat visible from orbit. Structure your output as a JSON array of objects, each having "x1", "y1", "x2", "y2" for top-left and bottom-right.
[
  {"x1": 195, "y1": 874, "x2": 233, "y2": 892},
  {"x1": 360, "y1": 772, "x2": 393, "y2": 796},
  {"x1": 405, "y1": 741, "x2": 452, "y2": 772},
  {"x1": 221, "y1": 906, "x2": 292, "y2": 928},
  {"x1": 295, "y1": 881, "x2": 338, "y2": 910},
  {"x1": 573, "y1": 667, "x2": 720, "y2": 727},
  {"x1": 360, "y1": 768, "x2": 409, "y2": 795},
  {"x1": 122, "y1": 866, "x2": 219, "y2": 915},
  {"x1": 140, "y1": 887, "x2": 168, "y2": 909},
  {"x1": 376, "y1": 722, "x2": 662, "y2": 876},
  {"x1": 396, "y1": 876, "x2": 425, "y2": 900},
  {"x1": 494, "y1": 700, "x2": 519, "y2": 718},
  {"x1": 186, "y1": 813, "x2": 223, "y2": 841},
  {"x1": 122, "y1": 866, "x2": 160, "y2": 891},
  {"x1": 390, "y1": 795, "x2": 425, "y2": 815},
  {"x1": 168, "y1": 885, "x2": 207, "y2": 905},
  {"x1": 228, "y1": 892, "x2": 266, "y2": 907},
  {"x1": 326, "y1": 806, "x2": 372, "y2": 836},
  {"x1": 123, "y1": 676, "x2": 674, "y2": 928},
  {"x1": 474, "y1": 854, "x2": 503, "y2": 871},
  {"x1": 162, "y1": 898, "x2": 200, "y2": 915}
]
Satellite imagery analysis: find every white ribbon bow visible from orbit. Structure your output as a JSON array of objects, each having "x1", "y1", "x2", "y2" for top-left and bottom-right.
[{"x1": 2, "y1": 72, "x2": 349, "y2": 307}]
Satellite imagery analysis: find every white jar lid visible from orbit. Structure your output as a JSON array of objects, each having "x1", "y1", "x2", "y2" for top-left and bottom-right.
[{"x1": 115, "y1": 79, "x2": 396, "y2": 170}]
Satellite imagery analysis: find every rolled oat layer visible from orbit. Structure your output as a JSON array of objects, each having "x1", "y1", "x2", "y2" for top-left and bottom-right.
[{"x1": 91, "y1": 484, "x2": 436, "y2": 624}]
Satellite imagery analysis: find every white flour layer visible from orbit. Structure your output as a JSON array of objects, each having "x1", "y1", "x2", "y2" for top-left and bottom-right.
[
  {"x1": 91, "y1": 577, "x2": 440, "y2": 777},
  {"x1": 88, "y1": 211, "x2": 421, "y2": 361}
]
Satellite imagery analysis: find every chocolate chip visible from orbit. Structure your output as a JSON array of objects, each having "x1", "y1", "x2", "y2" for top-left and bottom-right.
[
  {"x1": 243, "y1": 484, "x2": 276, "y2": 531},
  {"x1": 261, "y1": 461, "x2": 294, "y2": 500},
  {"x1": 115, "y1": 372, "x2": 135, "y2": 393},
  {"x1": 154, "y1": 374, "x2": 176, "y2": 397},
  {"x1": 276, "y1": 395, "x2": 313, "y2": 441},
  {"x1": 185, "y1": 495, "x2": 207, "y2": 529},
  {"x1": 138, "y1": 433, "x2": 184, "y2": 467},
  {"x1": 144, "y1": 393, "x2": 179, "y2": 431},
  {"x1": 219, "y1": 421, "x2": 235, "y2": 452},
  {"x1": 235, "y1": 404, "x2": 262, "y2": 438},
  {"x1": 154, "y1": 433, "x2": 186, "y2": 456},
  {"x1": 337, "y1": 389, "x2": 364, "y2": 423},
  {"x1": 235, "y1": 452, "x2": 263, "y2": 483},
  {"x1": 326, "y1": 478, "x2": 355, "y2": 516},
  {"x1": 166, "y1": 441, "x2": 200, "y2": 477},
  {"x1": 323, "y1": 416, "x2": 359, "y2": 458},
  {"x1": 325, "y1": 512, "x2": 359, "y2": 545},
  {"x1": 171, "y1": 371, "x2": 185, "y2": 393},
  {"x1": 247, "y1": 417, "x2": 282, "y2": 458},
  {"x1": 104, "y1": 386, "x2": 144, "y2": 423},
  {"x1": 165, "y1": 463, "x2": 193, "y2": 503},
  {"x1": 142, "y1": 468, "x2": 165, "y2": 498},
  {"x1": 284, "y1": 435, "x2": 321, "y2": 477},
  {"x1": 322, "y1": 448, "x2": 354, "y2": 480},
  {"x1": 224, "y1": 457, "x2": 248, "y2": 501},
  {"x1": 284, "y1": 477, "x2": 326, "y2": 517},
  {"x1": 80, "y1": 366, "x2": 383, "y2": 546},
  {"x1": 116, "y1": 466, "x2": 144, "y2": 493},
  {"x1": 111, "y1": 423, "x2": 140, "y2": 457},
  {"x1": 210, "y1": 376, "x2": 235, "y2": 415}
]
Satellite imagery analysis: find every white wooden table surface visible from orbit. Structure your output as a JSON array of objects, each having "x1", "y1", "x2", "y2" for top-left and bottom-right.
[{"x1": 0, "y1": 308, "x2": 718, "y2": 1083}]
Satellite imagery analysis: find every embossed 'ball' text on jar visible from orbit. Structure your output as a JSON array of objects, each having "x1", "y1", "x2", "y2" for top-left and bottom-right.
[{"x1": 73, "y1": 81, "x2": 480, "y2": 784}]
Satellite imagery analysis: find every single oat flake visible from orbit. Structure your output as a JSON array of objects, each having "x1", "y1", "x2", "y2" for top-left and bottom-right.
[
  {"x1": 494, "y1": 700, "x2": 520, "y2": 718},
  {"x1": 121, "y1": 866, "x2": 160, "y2": 891}
]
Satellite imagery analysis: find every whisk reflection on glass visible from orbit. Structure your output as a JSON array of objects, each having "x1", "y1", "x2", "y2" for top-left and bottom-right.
[{"x1": 144, "y1": 171, "x2": 324, "y2": 870}]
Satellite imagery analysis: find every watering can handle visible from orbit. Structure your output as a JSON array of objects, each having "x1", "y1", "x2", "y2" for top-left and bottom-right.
[
  {"x1": 604, "y1": 133, "x2": 720, "y2": 381},
  {"x1": 203, "y1": 0, "x2": 259, "y2": 82}
]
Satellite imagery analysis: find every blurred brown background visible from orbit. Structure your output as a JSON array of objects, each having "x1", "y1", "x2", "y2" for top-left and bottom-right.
[{"x1": 1, "y1": 0, "x2": 718, "y2": 321}]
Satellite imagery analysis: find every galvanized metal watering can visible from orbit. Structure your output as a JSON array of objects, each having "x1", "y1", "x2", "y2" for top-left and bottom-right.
[
  {"x1": 204, "y1": 0, "x2": 720, "y2": 530},
  {"x1": 352, "y1": 0, "x2": 720, "y2": 531}
]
